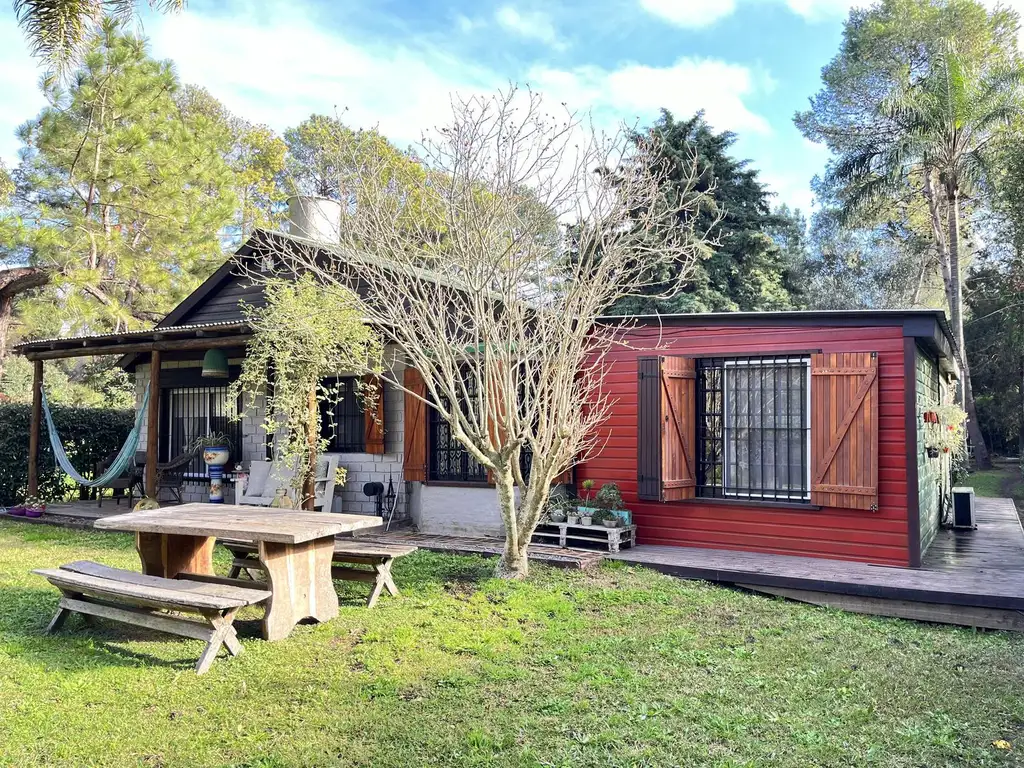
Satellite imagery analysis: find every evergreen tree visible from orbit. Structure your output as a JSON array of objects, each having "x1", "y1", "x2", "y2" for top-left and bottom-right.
[
  {"x1": 2, "y1": 19, "x2": 235, "y2": 341},
  {"x1": 610, "y1": 111, "x2": 805, "y2": 315}
]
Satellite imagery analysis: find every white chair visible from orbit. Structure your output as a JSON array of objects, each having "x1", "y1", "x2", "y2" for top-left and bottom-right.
[{"x1": 238, "y1": 454, "x2": 341, "y2": 512}]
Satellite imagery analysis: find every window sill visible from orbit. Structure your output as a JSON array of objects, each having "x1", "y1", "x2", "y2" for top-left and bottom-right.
[
  {"x1": 680, "y1": 497, "x2": 822, "y2": 512},
  {"x1": 424, "y1": 480, "x2": 493, "y2": 489}
]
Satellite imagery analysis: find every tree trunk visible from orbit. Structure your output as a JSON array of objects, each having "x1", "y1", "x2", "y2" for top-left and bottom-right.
[
  {"x1": 0, "y1": 293, "x2": 13, "y2": 388},
  {"x1": 494, "y1": 466, "x2": 530, "y2": 579},
  {"x1": 302, "y1": 386, "x2": 317, "y2": 510},
  {"x1": 946, "y1": 187, "x2": 992, "y2": 469},
  {"x1": 0, "y1": 267, "x2": 49, "y2": 389}
]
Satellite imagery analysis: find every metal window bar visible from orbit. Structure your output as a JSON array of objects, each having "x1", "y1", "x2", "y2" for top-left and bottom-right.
[
  {"x1": 166, "y1": 387, "x2": 242, "y2": 478},
  {"x1": 695, "y1": 355, "x2": 810, "y2": 501},
  {"x1": 428, "y1": 372, "x2": 489, "y2": 483},
  {"x1": 319, "y1": 377, "x2": 365, "y2": 452}
]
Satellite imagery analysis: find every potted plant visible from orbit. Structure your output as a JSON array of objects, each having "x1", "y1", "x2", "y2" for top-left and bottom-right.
[
  {"x1": 192, "y1": 433, "x2": 234, "y2": 503},
  {"x1": 592, "y1": 509, "x2": 619, "y2": 528},
  {"x1": 22, "y1": 495, "x2": 46, "y2": 518},
  {"x1": 545, "y1": 496, "x2": 568, "y2": 523},
  {"x1": 577, "y1": 478, "x2": 598, "y2": 518},
  {"x1": 594, "y1": 482, "x2": 632, "y2": 526}
]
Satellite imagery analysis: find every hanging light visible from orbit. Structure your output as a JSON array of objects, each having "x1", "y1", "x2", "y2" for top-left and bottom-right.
[{"x1": 202, "y1": 348, "x2": 229, "y2": 379}]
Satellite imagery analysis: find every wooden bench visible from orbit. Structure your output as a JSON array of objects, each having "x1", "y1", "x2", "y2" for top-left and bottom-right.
[
  {"x1": 223, "y1": 540, "x2": 417, "y2": 608},
  {"x1": 33, "y1": 561, "x2": 271, "y2": 674}
]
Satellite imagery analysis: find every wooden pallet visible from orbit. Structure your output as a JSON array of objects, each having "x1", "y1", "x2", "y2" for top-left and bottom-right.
[{"x1": 531, "y1": 522, "x2": 637, "y2": 553}]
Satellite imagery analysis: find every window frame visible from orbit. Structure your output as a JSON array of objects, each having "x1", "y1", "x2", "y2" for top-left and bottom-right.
[{"x1": 697, "y1": 354, "x2": 812, "y2": 503}]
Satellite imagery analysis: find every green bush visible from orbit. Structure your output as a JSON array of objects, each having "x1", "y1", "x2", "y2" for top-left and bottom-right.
[{"x1": 0, "y1": 403, "x2": 134, "y2": 505}]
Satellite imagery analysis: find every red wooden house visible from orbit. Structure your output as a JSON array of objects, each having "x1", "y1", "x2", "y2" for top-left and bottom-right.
[{"x1": 576, "y1": 310, "x2": 959, "y2": 568}]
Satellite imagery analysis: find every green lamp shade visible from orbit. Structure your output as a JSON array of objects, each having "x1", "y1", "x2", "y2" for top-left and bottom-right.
[{"x1": 201, "y1": 349, "x2": 229, "y2": 378}]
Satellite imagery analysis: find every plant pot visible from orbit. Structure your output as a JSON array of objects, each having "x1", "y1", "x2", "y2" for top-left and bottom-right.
[
  {"x1": 578, "y1": 505, "x2": 598, "y2": 515},
  {"x1": 24, "y1": 507, "x2": 43, "y2": 519},
  {"x1": 602, "y1": 518, "x2": 618, "y2": 528},
  {"x1": 549, "y1": 512, "x2": 567, "y2": 523},
  {"x1": 566, "y1": 515, "x2": 580, "y2": 525},
  {"x1": 202, "y1": 447, "x2": 231, "y2": 467},
  {"x1": 608, "y1": 508, "x2": 632, "y2": 525},
  {"x1": 581, "y1": 516, "x2": 593, "y2": 526},
  {"x1": 7, "y1": 506, "x2": 25, "y2": 517}
]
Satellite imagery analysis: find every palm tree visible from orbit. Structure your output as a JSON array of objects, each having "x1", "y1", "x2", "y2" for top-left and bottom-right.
[
  {"x1": 833, "y1": 39, "x2": 1024, "y2": 469},
  {"x1": 13, "y1": 0, "x2": 184, "y2": 75}
]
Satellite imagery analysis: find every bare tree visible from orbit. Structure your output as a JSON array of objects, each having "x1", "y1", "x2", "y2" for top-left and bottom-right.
[{"x1": 267, "y1": 88, "x2": 711, "y2": 578}]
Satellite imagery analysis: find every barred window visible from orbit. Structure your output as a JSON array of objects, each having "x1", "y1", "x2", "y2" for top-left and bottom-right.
[
  {"x1": 319, "y1": 377, "x2": 364, "y2": 452},
  {"x1": 696, "y1": 356, "x2": 810, "y2": 501},
  {"x1": 428, "y1": 373, "x2": 488, "y2": 483},
  {"x1": 163, "y1": 387, "x2": 242, "y2": 477}
]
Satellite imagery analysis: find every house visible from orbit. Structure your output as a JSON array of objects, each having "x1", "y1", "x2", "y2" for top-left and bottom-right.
[
  {"x1": 14, "y1": 198, "x2": 959, "y2": 568},
  {"x1": 578, "y1": 311, "x2": 959, "y2": 568}
]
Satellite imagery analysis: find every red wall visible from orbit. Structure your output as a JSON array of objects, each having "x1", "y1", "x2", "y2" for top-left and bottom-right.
[{"x1": 577, "y1": 324, "x2": 910, "y2": 566}]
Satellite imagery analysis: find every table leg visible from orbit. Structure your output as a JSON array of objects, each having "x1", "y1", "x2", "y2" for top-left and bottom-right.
[
  {"x1": 257, "y1": 536, "x2": 339, "y2": 641},
  {"x1": 136, "y1": 532, "x2": 215, "y2": 579}
]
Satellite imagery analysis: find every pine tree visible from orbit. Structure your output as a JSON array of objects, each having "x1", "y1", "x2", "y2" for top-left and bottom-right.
[
  {"x1": 611, "y1": 111, "x2": 805, "y2": 315},
  {"x1": 4, "y1": 18, "x2": 236, "y2": 343}
]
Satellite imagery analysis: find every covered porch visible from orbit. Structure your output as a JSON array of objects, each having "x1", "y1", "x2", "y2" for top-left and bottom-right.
[{"x1": 13, "y1": 320, "x2": 252, "y2": 503}]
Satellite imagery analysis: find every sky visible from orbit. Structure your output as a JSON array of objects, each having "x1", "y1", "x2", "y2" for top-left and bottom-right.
[{"x1": 0, "y1": 0, "x2": 1015, "y2": 213}]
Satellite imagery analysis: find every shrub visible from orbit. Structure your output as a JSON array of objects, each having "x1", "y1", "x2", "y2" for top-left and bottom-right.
[{"x1": 0, "y1": 403, "x2": 134, "y2": 505}]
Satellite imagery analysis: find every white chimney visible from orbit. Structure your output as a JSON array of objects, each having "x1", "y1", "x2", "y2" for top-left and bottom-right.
[{"x1": 286, "y1": 195, "x2": 343, "y2": 243}]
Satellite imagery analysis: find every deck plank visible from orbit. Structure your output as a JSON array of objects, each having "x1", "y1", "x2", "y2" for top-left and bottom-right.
[{"x1": 610, "y1": 497, "x2": 1024, "y2": 614}]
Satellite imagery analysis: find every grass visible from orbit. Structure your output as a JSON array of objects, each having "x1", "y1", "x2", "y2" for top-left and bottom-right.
[
  {"x1": 969, "y1": 464, "x2": 1024, "y2": 512},
  {"x1": 3, "y1": 522, "x2": 1024, "y2": 767}
]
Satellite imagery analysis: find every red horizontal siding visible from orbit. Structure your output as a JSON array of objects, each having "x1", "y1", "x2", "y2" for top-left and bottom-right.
[{"x1": 578, "y1": 324, "x2": 910, "y2": 566}]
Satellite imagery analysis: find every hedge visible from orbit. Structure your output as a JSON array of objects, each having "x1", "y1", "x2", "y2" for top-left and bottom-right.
[{"x1": 0, "y1": 403, "x2": 135, "y2": 505}]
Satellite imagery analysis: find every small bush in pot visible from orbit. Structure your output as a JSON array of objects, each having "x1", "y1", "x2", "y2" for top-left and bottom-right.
[
  {"x1": 577, "y1": 478, "x2": 598, "y2": 518},
  {"x1": 22, "y1": 495, "x2": 46, "y2": 518},
  {"x1": 545, "y1": 496, "x2": 568, "y2": 523},
  {"x1": 594, "y1": 482, "x2": 632, "y2": 526}
]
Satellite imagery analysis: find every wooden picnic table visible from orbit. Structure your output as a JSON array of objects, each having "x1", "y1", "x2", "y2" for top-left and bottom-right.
[{"x1": 94, "y1": 503, "x2": 381, "y2": 641}]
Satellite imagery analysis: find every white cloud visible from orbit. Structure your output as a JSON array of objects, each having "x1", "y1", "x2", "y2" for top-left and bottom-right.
[
  {"x1": 639, "y1": 0, "x2": 738, "y2": 29},
  {"x1": 638, "y1": 0, "x2": 869, "y2": 27},
  {"x1": 495, "y1": 6, "x2": 567, "y2": 49},
  {"x1": 528, "y1": 58, "x2": 772, "y2": 135}
]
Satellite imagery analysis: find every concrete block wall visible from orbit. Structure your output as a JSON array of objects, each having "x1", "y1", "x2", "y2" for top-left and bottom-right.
[{"x1": 133, "y1": 356, "x2": 408, "y2": 518}]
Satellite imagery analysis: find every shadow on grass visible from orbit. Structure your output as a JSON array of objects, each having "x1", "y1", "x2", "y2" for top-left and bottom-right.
[
  {"x1": 1, "y1": 584, "x2": 255, "y2": 674},
  {"x1": 1, "y1": 519, "x2": 136, "y2": 554}
]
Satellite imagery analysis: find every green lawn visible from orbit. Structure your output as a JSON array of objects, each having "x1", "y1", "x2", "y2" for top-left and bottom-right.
[
  {"x1": 970, "y1": 466, "x2": 1024, "y2": 510},
  {"x1": 2, "y1": 522, "x2": 1024, "y2": 767}
]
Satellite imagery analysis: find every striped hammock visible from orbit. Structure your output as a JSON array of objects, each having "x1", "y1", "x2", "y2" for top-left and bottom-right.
[{"x1": 42, "y1": 385, "x2": 151, "y2": 488}]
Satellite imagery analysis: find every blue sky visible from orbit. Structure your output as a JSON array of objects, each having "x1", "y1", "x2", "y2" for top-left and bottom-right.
[{"x1": 0, "y1": 0, "x2": 892, "y2": 212}]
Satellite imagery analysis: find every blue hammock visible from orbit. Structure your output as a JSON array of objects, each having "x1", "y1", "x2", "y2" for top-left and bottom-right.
[{"x1": 42, "y1": 384, "x2": 151, "y2": 487}]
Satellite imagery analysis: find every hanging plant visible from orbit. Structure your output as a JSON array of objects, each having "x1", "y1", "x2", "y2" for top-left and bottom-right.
[
  {"x1": 923, "y1": 402, "x2": 967, "y2": 457},
  {"x1": 231, "y1": 275, "x2": 383, "y2": 506}
]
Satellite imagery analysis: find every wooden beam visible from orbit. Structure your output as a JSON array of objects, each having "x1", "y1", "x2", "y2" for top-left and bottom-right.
[
  {"x1": 22, "y1": 334, "x2": 252, "y2": 361},
  {"x1": 27, "y1": 359, "x2": 42, "y2": 496},
  {"x1": 302, "y1": 386, "x2": 317, "y2": 511},
  {"x1": 145, "y1": 350, "x2": 161, "y2": 498}
]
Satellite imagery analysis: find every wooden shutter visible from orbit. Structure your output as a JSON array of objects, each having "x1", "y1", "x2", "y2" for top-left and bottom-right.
[
  {"x1": 637, "y1": 356, "x2": 696, "y2": 501},
  {"x1": 363, "y1": 375, "x2": 385, "y2": 455},
  {"x1": 660, "y1": 356, "x2": 697, "y2": 501},
  {"x1": 810, "y1": 352, "x2": 879, "y2": 510},
  {"x1": 403, "y1": 367, "x2": 428, "y2": 482}
]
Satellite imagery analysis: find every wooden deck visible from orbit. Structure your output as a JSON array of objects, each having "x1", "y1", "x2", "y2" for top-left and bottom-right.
[
  {"x1": 610, "y1": 497, "x2": 1024, "y2": 631},
  {"x1": 356, "y1": 530, "x2": 605, "y2": 570}
]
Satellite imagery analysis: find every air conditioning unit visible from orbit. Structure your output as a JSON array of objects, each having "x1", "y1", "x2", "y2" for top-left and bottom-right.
[{"x1": 951, "y1": 487, "x2": 976, "y2": 530}]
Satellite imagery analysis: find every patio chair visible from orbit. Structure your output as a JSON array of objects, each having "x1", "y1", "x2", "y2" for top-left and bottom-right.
[
  {"x1": 94, "y1": 451, "x2": 142, "y2": 508},
  {"x1": 238, "y1": 453, "x2": 341, "y2": 512},
  {"x1": 135, "y1": 447, "x2": 201, "y2": 504}
]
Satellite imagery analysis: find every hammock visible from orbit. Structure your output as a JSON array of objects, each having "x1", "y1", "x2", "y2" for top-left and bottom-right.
[{"x1": 42, "y1": 384, "x2": 151, "y2": 488}]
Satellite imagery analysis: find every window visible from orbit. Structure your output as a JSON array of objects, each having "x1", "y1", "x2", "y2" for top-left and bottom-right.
[
  {"x1": 428, "y1": 373, "x2": 488, "y2": 483},
  {"x1": 319, "y1": 377, "x2": 364, "y2": 452},
  {"x1": 696, "y1": 356, "x2": 810, "y2": 501},
  {"x1": 163, "y1": 386, "x2": 242, "y2": 477}
]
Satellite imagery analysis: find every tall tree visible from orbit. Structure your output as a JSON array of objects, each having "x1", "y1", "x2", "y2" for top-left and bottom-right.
[
  {"x1": 13, "y1": 0, "x2": 184, "y2": 75},
  {"x1": 796, "y1": 0, "x2": 1024, "y2": 468},
  {"x1": 610, "y1": 110, "x2": 805, "y2": 315},
  {"x1": 0, "y1": 18, "x2": 235, "y2": 380}
]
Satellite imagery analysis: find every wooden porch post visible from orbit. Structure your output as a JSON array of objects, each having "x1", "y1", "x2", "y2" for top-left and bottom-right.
[
  {"x1": 27, "y1": 359, "x2": 42, "y2": 496},
  {"x1": 145, "y1": 350, "x2": 161, "y2": 498}
]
